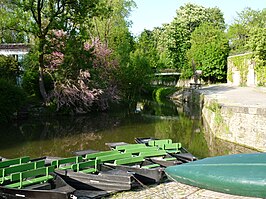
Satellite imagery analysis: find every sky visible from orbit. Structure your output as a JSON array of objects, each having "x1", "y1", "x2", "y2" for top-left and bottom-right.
[{"x1": 129, "y1": 0, "x2": 266, "y2": 35}]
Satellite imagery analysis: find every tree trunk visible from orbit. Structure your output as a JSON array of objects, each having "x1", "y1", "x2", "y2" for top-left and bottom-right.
[{"x1": 38, "y1": 37, "x2": 47, "y2": 102}]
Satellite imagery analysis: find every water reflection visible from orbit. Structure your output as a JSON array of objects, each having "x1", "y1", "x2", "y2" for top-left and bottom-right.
[{"x1": 0, "y1": 99, "x2": 256, "y2": 159}]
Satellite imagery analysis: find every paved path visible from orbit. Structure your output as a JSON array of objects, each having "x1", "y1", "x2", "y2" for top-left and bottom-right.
[
  {"x1": 110, "y1": 181, "x2": 259, "y2": 199},
  {"x1": 199, "y1": 84, "x2": 266, "y2": 108}
]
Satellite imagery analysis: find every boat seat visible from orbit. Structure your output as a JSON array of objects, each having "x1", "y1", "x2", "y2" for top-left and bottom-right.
[
  {"x1": 162, "y1": 157, "x2": 176, "y2": 161},
  {"x1": 114, "y1": 144, "x2": 146, "y2": 151},
  {"x1": 51, "y1": 156, "x2": 82, "y2": 170},
  {"x1": 122, "y1": 146, "x2": 158, "y2": 154},
  {"x1": 0, "y1": 160, "x2": 45, "y2": 183},
  {"x1": 114, "y1": 156, "x2": 144, "y2": 165},
  {"x1": 148, "y1": 139, "x2": 172, "y2": 147},
  {"x1": 71, "y1": 160, "x2": 98, "y2": 173},
  {"x1": 85, "y1": 150, "x2": 120, "y2": 160},
  {"x1": 6, "y1": 166, "x2": 54, "y2": 189},
  {"x1": 80, "y1": 168, "x2": 97, "y2": 174},
  {"x1": 141, "y1": 164, "x2": 160, "y2": 169},
  {"x1": 96, "y1": 153, "x2": 132, "y2": 163},
  {"x1": 0, "y1": 156, "x2": 30, "y2": 169},
  {"x1": 160, "y1": 143, "x2": 181, "y2": 153},
  {"x1": 139, "y1": 150, "x2": 167, "y2": 158}
]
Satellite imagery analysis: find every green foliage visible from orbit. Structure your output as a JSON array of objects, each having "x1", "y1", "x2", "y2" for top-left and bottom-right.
[
  {"x1": 248, "y1": 27, "x2": 266, "y2": 86},
  {"x1": 22, "y1": 70, "x2": 53, "y2": 98},
  {"x1": 229, "y1": 54, "x2": 251, "y2": 86},
  {"x1": 187, "y1": 23, "x2": 229, "y2": 83},
  {"x1": 135, "y1": 30, "x2": 160, "y2": 68},
  {"x1": 207, "y1": 101, "x2": 223, "y2": 124},
  {"x1": 22, "y1": 51, "x2": 53, "y2": 98},
  {"x1": 0, "y1": 55, "x2": 19, "y2": 83},
  {"x1": 90, "y1": 0, "x2": 136, "y2": 67},
  {"x1": 153, "y1": 87, "x2": 176, "y2": 104},
  {"x1": 118, "y1": 50, "x2": 153, "y2": 100},
  {"x1": 165, "y1": 3, "x2": 225, "y2": 75},
  {"x1": 0, "y1": 79, "x2": 26, "y2": 123},
  {"x1": 228, "y1": 8, "x2": 266, "y2": 55},
  {"x1": 0, "y1": 1, "x2": 28, "y2": 43}
]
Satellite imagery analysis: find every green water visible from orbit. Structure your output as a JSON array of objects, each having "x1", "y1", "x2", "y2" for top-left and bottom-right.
[{"x1": 0, "y1": 100, "x2": 255, "y2": 159}]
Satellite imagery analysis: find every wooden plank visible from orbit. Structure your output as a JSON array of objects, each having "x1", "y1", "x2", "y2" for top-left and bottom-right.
[
  {"x1": 139, "y1": 150, "x2": 167, "y2": 158},
  {"x1": 97, "y1": 153, "x2": 132, "y2": 163},
  {"x1": 71, "y1": 160, "x2": 98, "y2": 172},
  {"x1": 123, "y1": 146, "x2": 158, "y2": 154},
  {"x1": 114, "y1": 144, "x2": 146, "y2": 151},
  {"x1": 142, "y1": 164, "x2": 160, "y2": 169},
  {"x1": 148, "y1": 139, "x2": 172, "y2": 147},
  {"x1": 114, "y1": 156, "x2": 144, "y2": 165},
  {"x1": 8, "y1": 166, "x2": 54, "y2": 188},
  {"x1": 0, "y1": 160, "x2": 45, "y2": 183},
  {"x1": 0, "y1": 157, "x2": 30, "y2": 169},
  {"x1": 6, "y1": 175, "x2": 53, "y2": 188},
  {"x1": 85, "y1": 150, "x2": 120, "y2": 160},
  {"x1": 51, "y1": 156, "x2": 82, "y2": 168}
]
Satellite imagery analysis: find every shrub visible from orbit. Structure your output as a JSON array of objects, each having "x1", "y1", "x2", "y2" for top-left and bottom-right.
[
  {"x1": 0, "y1": 55, "x2": 19, "y2": 83},
  {"x1": 22, "y1": 70, "x2": 53, "y2": 99},
  {"x1": 0, "y1": 79, "x2": 26, "y2": 123}
]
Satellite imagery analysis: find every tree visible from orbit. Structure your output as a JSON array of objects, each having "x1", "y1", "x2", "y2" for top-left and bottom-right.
[
  {"x1": 0, "y1": 1, "x2": 28, "y2": 43},
  {"x1": 227, "y1": 8, "x2": 266, "y2": 54},
  {"x1": 46, "y1": 34, "x2": 120, "y2": 112},
  {"x1": 118, "y1": 49, "x2": 153, "y2": 100},
  {"x1": 4, "y1": 0, "x2": 99, "y2": 102},
  {"x1": 164, "y1": 3, "x2": 225, "y2": 77},
  {"x1": 152, "y1": 26, "x2": 171, "y2": 69},
  {"x1": 90, "y1": 0, "x2": 136, "y2": 66},
  {"x1": 134, "y1": 29, "x2": 160, "y2": 69},
  {"x1": 187, "y1": 23, "x2": 229, "y2": 83}
]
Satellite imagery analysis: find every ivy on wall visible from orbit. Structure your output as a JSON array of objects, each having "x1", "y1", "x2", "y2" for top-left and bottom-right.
[
  {"x1": 228, "y1": 53, "x2": 252, "y2": 86},
  {"x1": 253, "y1": 58, "x2": 266, "y2": 86}
]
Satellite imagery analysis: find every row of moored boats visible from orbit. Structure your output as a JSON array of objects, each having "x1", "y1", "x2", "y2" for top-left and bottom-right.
[{"x1": 0, "y1": 138, "x2": 197, "y2": 198}]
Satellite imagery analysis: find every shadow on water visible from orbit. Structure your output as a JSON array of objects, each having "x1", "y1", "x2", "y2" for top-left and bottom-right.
[{"x1": 0, "y1": 96, "x2": 256, "y2": 159}]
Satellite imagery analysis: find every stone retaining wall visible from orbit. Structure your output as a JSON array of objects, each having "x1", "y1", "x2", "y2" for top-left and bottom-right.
[{"x1": 201, "y1": 95, "x2": 266, "y2": 151}]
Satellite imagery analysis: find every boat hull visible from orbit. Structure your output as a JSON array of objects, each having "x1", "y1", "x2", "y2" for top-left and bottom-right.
[
  {"x1": 165, "y1": 153, "x2": 266, "y2": 198},
  {"x1": 107, "y1": 164, "x2": 165, "y2": 184},
  {"x1": 55, "y1": 168, "x2": 139, "y2": 191}
]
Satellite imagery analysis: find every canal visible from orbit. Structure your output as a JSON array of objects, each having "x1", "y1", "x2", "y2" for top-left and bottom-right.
[{"x1": 0, "y1": 98, "x2": 256, "y2": 159}]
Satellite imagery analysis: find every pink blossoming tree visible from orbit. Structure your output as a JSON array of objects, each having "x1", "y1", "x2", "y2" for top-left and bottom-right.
[{"x1": 47, "y1": 31, "x2": 119, "y2": 113}]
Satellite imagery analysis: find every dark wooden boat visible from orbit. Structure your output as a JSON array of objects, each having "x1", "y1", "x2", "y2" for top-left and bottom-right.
[
  {"x1": 166, "y1": 153, "x2": 266, "y2": 198},
  {"x1": 0, "y1": 157, "x2": 75, "y2": 199},
  {"x1": 73, "y1": 148, "x2": 166, "y2": 185},
  {"x1": 51, "y1": 155, "x2": 141, "y2": 192},
  {"x1": 102, "y1": 144, "x2": 171, "y2": 184},
  {"x1": 106, "y1": 141, "x2": 184, "y2": 167},
  {"x1": 104, "y1": 159, "x2": 165, "y2": 184},
  {"x1": 135, "y1": 137, "x2": 197, "y2": 162}
]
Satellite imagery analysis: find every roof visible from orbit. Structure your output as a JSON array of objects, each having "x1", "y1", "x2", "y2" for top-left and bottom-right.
[{"x1": 0, "y1": 43, "x2": 30, "y2": 50}]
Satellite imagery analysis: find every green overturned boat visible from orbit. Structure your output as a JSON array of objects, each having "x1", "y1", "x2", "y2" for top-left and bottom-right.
[{"x1": 165, "y1": 153, "x2": 266, "y2": 198}]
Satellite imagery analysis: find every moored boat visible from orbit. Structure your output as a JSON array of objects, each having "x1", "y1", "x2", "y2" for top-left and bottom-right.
[
  {"x1": 73, "y1": 147, "x2": 167, "y2": 184},
  {"x1": 51, "y1": 154, "x2": 141, "y2": 192},
  {"x1": 0, "y1": 157, "x2": 75, "y2": 199},
  {"x1": 106, "y1": 142, "x2": 183, "y2": 167},
  {"x1": 165, "y1": 153, "x2": 266, "y2": 198},
  {"x1": 135, "y1": 137, "x2": 197, "y2": 162}
]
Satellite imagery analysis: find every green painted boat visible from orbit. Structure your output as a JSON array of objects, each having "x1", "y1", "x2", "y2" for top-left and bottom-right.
[{"x1": 165, "y1": 153, "x2": 266, "y2": 198}]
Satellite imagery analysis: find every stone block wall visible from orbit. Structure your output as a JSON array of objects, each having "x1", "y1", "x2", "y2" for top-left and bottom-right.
[{"x1": 202, "y1": 96, "x2": 266, "y2": 151}]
